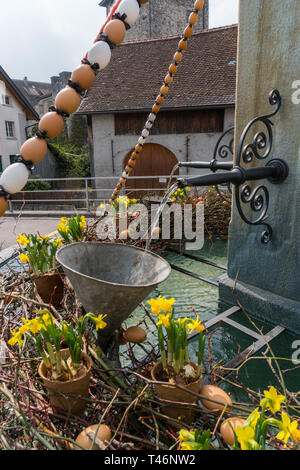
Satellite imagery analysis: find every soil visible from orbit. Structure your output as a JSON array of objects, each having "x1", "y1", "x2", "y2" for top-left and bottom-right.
[
  {"x1": 45, "y1": 361, "x2": 88, "y2": 383},
  {"x1": 155, "y1": 363, "x2": 200, "y2": 386}
]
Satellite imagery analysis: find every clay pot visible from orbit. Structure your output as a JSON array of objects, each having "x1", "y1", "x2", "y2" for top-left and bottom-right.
[
  {"x1": 33, "y1": 271, "x2": 64, "y2": 309},
  {"x1": 38, "y1": 349, "x2": 92, "y2": 416},
  {"x1": 38, "y1": 112, "x2": 64, "y2": 139},
  {"x1": 71, "y1": 64, "x2": 95, "y2": 90},
  {"x1": 55, "y1": 87, "x2": 81, "y2": 115},
  {"x1": 151, "y1": 361, "x2": 202, "y2": 425},
  {"x1": 20, "y1": 137, "x2": 48, "y2": 164},
  {"x1": 103, "y1": 19, "x2": 126, "y2": 45},
  {"x1": 0, "y1": 197, "x2": 8, "y2": 217}
]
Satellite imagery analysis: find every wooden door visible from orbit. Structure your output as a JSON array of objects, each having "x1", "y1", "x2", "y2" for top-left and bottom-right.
[{"x1": 124, "y1": 143, "x2": 179, "y2": 198}]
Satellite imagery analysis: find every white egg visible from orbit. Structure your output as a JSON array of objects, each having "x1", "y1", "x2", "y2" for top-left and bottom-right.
[
  {"x1": 138, "y1": 137, "x2": 146, "y2": 145},
  {"x1": 117, "y1": 0, "x2": 140, "y2": 26},
  {"x1": 88, "y1": 41, "x2": 111, "y2": 70},
  {"x1": 0, "y1": 163, "x2": 30, "y2": 194},
  {"x1": 142, "y1": 129, "x2": 149, "y2": 138}
]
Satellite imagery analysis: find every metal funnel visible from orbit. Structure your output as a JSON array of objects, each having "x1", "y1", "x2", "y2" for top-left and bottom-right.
[{"x1": 56, "y1": 243, "x2": 171, "y2": 351}]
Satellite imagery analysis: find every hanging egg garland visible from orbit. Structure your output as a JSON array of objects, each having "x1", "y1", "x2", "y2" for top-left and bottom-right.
[{"x1": 0, "y1": 0, "x2": 148, "y2": 216}]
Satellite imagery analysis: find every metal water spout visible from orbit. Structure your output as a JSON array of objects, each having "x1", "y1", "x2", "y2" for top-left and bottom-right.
[{"x1": 56, "y1": 243, "x2": 171, "y2": 353}]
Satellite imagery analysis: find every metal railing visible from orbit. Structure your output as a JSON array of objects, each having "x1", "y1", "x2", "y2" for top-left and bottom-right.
[{"x1": 8, "y1": 175, "x2": 182, "y2": 212}]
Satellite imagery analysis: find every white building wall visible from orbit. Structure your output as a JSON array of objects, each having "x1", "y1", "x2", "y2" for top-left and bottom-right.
[
  {"x1": 91, "y1": 108, "x2": 235, "y2": 197},
  {"x1": 0, "y1": 79, "x2": 28, "y2": 171}
]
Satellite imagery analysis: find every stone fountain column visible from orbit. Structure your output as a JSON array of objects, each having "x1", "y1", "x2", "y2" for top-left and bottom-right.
[{"x1": 219, "y1": 0, "x2": 300, "y2": 332}]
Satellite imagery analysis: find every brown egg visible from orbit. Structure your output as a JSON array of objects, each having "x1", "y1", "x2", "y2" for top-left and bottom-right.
[
  {"x1": 0, "y1": 197, "x2": 8, "y2": 217},
  {"x1": 220, "y1": 418, "x2": 246, "y2": 446},
  {"x1": 169, "y1": 64, "x2": 178, "y2": 75},
  {"x1": 128, "y1": 158, "x2": 137, "y2": 167},
  {"x1": 71, "y1": 64, "x2": 95, "y2": 90},
  {"x1": 189, "y1": 12, "x2": 199, "y2": 25},
  {"x1": 135, "y1": 144, "x2": 143, "y2": 153},
  {"x1": 160, "y1": 85, "x2": 169, "y2": 96},
  {"x1": 38, "y1": 112, "x2": 64, "y2": 139},
  {"x1": 164, "y1": 74, "x2": 173, "y2": 85},
  {"x1": 184, "y1": 25, "x2": 193, "y2": 39},
  {"x1": 152, "y1": 227, "x2": 161, "y2": 236},
  {"x1": 194, "y1": 0, "x2": 205, "y2": 10},
  {"x1": 178, "y1": 39, "x2": 188, "y2": 51},
  {"x1": 55, "y1": 87, "x2": 81, "y2": 115},
  {"x1": 200, "y1": 385, "x2": 232, "y2": 412},
  {"x1": 139, "y1": 0, "x2": 149, "y2": 3},
  {"x1": 125, "y1": 326, "x2": 147, "y2": 344},
  {"x1": 74, "y1": 424, "x2": 111, "y2": 450},
  {"x1": 152, "y1": 104, "x2": 160, "y2": 114},
  {"x1": 20, "y1": 136, "x2": 48, "y2": 164},
  {"x1": 104, "y1": 19, "x2": 126, "y2": 46},
  {"x1": 174, "y1": 51, "x2": 183, "y2": 63},
  {"x1": 156, "y1": 95, "x2": 165, "y2": 105}
]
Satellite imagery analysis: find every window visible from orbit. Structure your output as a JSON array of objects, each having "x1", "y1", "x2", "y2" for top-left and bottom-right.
[
  {"x1": 9, "y1": 155, "x2": 17, "y2": 165},
  {"x1": 2, "y1": 95, "x2": 11, "y2": 105},
  {"x1": 0, "y1": 156, "x2": 2, "y2": 173},
  {"x1": 5, "y1": 121, "x2": 15, "y2": 138}
]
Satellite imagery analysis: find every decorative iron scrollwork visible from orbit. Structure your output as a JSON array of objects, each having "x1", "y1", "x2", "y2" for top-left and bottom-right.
[
  {"x1": 213, "y1": 127, "x2": 234, "y2": 203},
  {"x1": 235, "y1": 89, "x2": 282, "y2": 244}
]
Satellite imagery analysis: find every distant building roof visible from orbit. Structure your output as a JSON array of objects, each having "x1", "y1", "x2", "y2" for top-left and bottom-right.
[
  {"x1": 13, "y1": 77, "x2": 52, "y2": 107},
  {"x1": 0, "y1": 67, "x2": 39, "y2": 121},
  {"x1": 78, "y1": 25, "x2": 237, "y2": 115}
]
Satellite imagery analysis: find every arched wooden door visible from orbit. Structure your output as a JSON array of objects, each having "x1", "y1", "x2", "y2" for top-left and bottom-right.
[{"x1": 124, "y1": 143, "x2": 179, "y2": 198}]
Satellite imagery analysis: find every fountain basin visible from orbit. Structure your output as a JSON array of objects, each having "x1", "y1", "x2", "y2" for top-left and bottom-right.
[{"x1": 56, "y1": 242, "x2": 171, "y2": 351}]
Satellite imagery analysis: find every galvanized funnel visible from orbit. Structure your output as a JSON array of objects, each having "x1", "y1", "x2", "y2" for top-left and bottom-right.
[{"x1": 56, "y1": 243, "x2": 171, "y2": 351}]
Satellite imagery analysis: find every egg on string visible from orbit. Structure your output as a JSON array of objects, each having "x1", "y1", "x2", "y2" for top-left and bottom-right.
[
  {"x1": 38, "y1": 112, "x2": 64, "y2": 139},
  {"x1": 20, "y1": 137, "x2": 48, "y2": 164},
  {"x1": 71, "y1": 64, "x2": 95, "y2": 90},
  {"x1": 138, "y1": 137, "x2": 146, "y2": 145},
  {"x1": 55, "y1": 87, "x2": 81, "y2": 115},
  {"x1": 117, "y1": 0, "x2": 140, "y2": 26},
  {"x1": 0, "y1": 163, "x2": 30, "y2": 194},
  {"x1": 88, "y1": 41, "x2": 112, "y2": 70},
  {"x1": 0, "y1": 197, "x2": 8, "y2": 217},
  {"x1": 145, "y1": 121, "x2": 153, "y2": 130},
  {"x1": 103, "y1": 19, "x2": 126, "y2": 46},
  {"x1": 142, "y1": 129, "x2": 149, "y2": 138}
]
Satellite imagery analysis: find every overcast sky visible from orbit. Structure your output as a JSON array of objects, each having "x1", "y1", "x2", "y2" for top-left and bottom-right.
[{"x1": 0, "y1": 0, "x2": 238, "y2": 83}]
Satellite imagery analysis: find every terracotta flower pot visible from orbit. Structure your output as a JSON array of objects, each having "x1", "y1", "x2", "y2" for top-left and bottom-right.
[
  {"x1": 38, "y1": 349, "x2": 92, "y2": 416},
  {"x1": 151, "y1": 361, "x2": 202, "y2": 425},
  {"x1": 33, "y1": 271, "x2": 64, "y2": 309}
]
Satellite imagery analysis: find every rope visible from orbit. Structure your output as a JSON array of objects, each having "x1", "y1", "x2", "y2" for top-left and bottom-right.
[{"x1": 109, "y1": 2, "x2": 204, "y2": 203}]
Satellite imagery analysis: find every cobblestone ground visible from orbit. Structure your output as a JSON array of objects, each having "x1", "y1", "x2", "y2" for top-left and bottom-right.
[{"x1": 0, "y1": 217, "x2": 61, "y2": 251}]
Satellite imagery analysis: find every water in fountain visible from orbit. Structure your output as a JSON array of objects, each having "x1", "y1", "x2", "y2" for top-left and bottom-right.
[
  {"x1": 146, "y1": 182, "x2": 179, "y2": 251},
  {"x1": 166, "y1": 163, "x2": 180, "y2": 191}
]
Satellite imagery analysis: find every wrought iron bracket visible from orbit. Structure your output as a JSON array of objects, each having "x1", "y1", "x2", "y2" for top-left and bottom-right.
[{"x1": 178, "y1": 89, "x2": 288, "y2": 244}]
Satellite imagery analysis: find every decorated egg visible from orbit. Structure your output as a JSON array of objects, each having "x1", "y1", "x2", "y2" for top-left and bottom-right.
[
  {"x1": 220, "y1": 417, "x2": 246, "y2": 446},
  {"x1": 38, "y1": 112, "x2": 64, "y2": 139},
  {"x1": 200, "y1": 385, "x2": 232, "y2": 412},
  {"x1": 104, "y1": 19, "x2": 126, "y2": 46},
  {"x1": 0, "y1": 163, "x2": 29, "y2": 194},
  {"x1": 71, "y1": 64, "x2": 95, "y2": 90},
  {"x1": 55, "y1": 87, "x2": 81, "y2": 115},
  {"x1": 125, "y1": 326, "x2": 147, "y2": 344},
  {"x1": 0, "y1": 197, "x2": 8, "y2": 217},
  {"x1": 117, "y1": 0, "x2": 140, "y2": 26},
  {"x1": 88, "y1": 41, "x2": 111, "y2": 70},
  {"x1": 20, "y1": 137, "x2": 47, "y2": 164},
  {"x1": 194, "y1": 0, "x2": 205, "y2": 10},
  {"x1": 74, "y1": 424, "x2": 112, "y2": 450}
]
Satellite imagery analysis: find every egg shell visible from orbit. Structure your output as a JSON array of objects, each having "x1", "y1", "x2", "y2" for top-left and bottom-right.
[
  {"x1": 104, "y1": 19, "x2": 126, "y2": 46},
  {"x1": 220, "y1": 417, "x2": 246, "y2": 446},
  {"x1": 174, "y1": 51, "x2": 183, "y2": 63},
  {"x1": 124, "y1": 326, "x2": 147, "y2": 344},
  {"x1": 39, "y1": 112, "x2": 64, "y2": 139},
  {"x1": 194, "y1": 0, "x2": 205, "y2": 10},
  {"x1": 152, "y1": 227, "x2": 161, "y2": 236},
  {"x1": 200, "y1": 385, "x2": 232, "y2": 412},
  {"x1": 55, "y1": 87, "x2": 81, "y2": 115},
  {"x1": 74, "y1": 424, "x2": 112, "y2": 450},
  {"x1": 0, "y1": 197, "x2": 8, "y2": 217},
  {"x1": 117, "y1": 0, "x2": 140, "y2": 25},
  {"x1": 0, "y1": 163, "x2": 29, "y2": 194},
  {"x1": 88, "y1": 41, "x2": 111, "y2": 70},
  {"x1": 71, "y1": 64, "x2": 95, "y2": 90},
  {"x1": 20, "y1": 136, "x2": 48, "y2": 164},
  {"x1": 189, "y1": 12, "x2": 199, "y2": 25}
]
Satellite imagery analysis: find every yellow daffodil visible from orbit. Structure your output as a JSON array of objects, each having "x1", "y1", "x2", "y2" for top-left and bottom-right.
[
  {"x1": 60, "y1": 217, "x2": 68, "y2": 224},
  {"x1": 53, "y1": 238, "x2": 63, "y2": 247},
  {"x1": 39, "y1": 235, "x2": 49, "y2": 241},
  {"x1": 276, "y1": 412, "x2": 300, "y2": 445},
  {"x1": 19, "y1": 253, "x2": 29, "y2": 264},
  {"x1": 58, "y1": 223, "x2": 69, "y2": 233},
  {"x1": 147, "y1": 297, "x2": 175, "y2": 315},
  {"x1": 187, "y1": 316, "x2": 205, "y2": 334},
  {"x1": 245, "y1": 407, "x2": 261, "y2": 429},
  {"x1": 132, "y1": 199, "x2": 138, "y2": 204},
  {"x1": 157, "y1": 313, "x2": 171, "y2": 328},
  {"x1": 179, "y1": 430, "x2": 195, "y2": 442},
  {"x1": 19, "y1": 318, "x2": 31, "y2": 335},
  {"x1": 92, "y1": 314, "x2": 107, "y2": 331},
  {"x1": 261, "y1": 386, "x2": 286, "y2": 414},
  {"x1": 235, "y1": 425, "x2": 256, "y2": 450},
  {"x1": 28, "y1": 318, "x2": 43, "y2": 335},
  {"x1": 8, "y1": 329, "x2": 24, "y2": 347},
  {"x1": 180, "y1": 442, "x2": 194, "y2": 450},
  {"x1": 17, "y1": 234, "x2": 30, "y2": 247}
]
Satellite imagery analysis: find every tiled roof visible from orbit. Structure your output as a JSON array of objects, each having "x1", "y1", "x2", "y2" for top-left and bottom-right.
[
  {"x1": 13, "y1": 79, "x2": 52, "y2": 106},
  {"x1": 78, "y1": 25, "x2": 237, "y2": 114}
]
